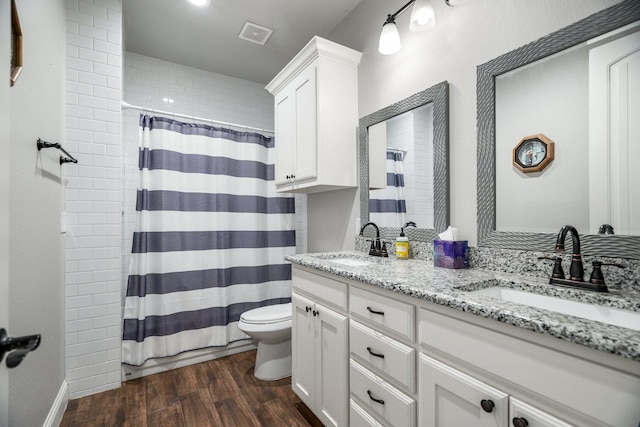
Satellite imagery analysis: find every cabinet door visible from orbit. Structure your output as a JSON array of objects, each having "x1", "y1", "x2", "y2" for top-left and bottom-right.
[
  {"x1": 292, "y1": 292, "x2": 316, "y2": 409},
  {"x1": 509, "y1": 398, "x2": 574, "y2": 427},
  {"x1": 274, "y1": 89, "x2": 295, "y2": 185},
  {"x1": 315, "y1": 304, "x2": 349, "y2": 427},
  {"x1": 420, "y1": 354, "x2": 508, "y2": 427},
  {"x1": 292, "y1": 64, "x2": 318, "y2": 183}
]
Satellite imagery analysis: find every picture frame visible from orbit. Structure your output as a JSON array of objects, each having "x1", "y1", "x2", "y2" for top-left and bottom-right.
[
  {"x1": 512, "y1": 133, "x2": 554, "y2": 173},
  {"x1": 10, "y1": 0, "x2": 23, "y2": 87}
]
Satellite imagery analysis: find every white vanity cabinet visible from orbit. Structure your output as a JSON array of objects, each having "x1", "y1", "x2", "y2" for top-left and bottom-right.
[
  {"x1": 419, "y1": 353, "x2": 508, "y2": 427},
  {"x1": 418, "y1": 306, "x2": 640, "y2": 427},
  {"x1": 348, "y1": 285, "x2": 418, "y2": 427},
  {"x1": 290, "y1": 262, "x2": 640, "y2": 427},
  {"x1": 266, "y1": 36, "x2": 362, "y2": 194},
  {"x1": 291, "y1": 268, "x2": 349, "y2": 427},
  {"x1": 419, "y1": 354, "x2": 574, "y2": 427}
]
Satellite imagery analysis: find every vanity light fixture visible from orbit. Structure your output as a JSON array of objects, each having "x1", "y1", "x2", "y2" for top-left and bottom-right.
[
  {"x1": 186, "y1": 0, "x2": 210, "y2": 7},
  {"x1": 379, "y1": 0, "x2": 471, "y2": 55}
]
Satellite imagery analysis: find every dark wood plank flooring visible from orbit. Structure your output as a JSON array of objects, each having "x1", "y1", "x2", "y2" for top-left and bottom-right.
[{"x1": 60, "y1": 350, "x2": 324, "y2": 427}]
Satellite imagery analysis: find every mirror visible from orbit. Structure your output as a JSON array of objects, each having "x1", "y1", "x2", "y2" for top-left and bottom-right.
[
  {"x1": 477, "y1": 0, "x2": 640, "y2": 258},
  {"x1": 360, "y1": 81, "x2": 449, "y2": 241}
]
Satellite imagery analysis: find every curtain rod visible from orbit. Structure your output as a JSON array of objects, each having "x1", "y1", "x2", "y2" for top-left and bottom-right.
[{"x1": 121, "y1": 101, "x2": 274, "y2": 134}]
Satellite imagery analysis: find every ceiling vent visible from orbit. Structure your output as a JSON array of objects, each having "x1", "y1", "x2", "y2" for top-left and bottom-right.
[{"x1": 238, "y1": 21, "x2": 273, "y2": 46}]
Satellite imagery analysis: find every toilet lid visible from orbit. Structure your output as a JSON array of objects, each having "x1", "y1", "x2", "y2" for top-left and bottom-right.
[{"x1": 240, "y1": 302, "x2": 292, "y2": 324}]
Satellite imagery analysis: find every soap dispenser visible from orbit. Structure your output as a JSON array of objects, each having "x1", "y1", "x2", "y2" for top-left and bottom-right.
[
  {"x1": 395, "y1": 228, "x2": 409, "y2": 259},
  {"x1": 395, "y1": 222, "x2": 416, "y2": 260}
]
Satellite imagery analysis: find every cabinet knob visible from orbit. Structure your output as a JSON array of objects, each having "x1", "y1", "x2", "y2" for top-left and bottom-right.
[
  {"x1": 480, "y1": 399, "x2": 495, "y2": 413},
  {"x1": 366, "y1": 346, "x2": 385, "y2": 359},
  {"x1": 367, "y1": 390, "x2": 385, "y2": 405},
  {"x1": 512, "y1": 417, "x2": 529, "y2": 427},
  {"x1": 366, "y1": 306, "x2": 385, "y2": 316},
  {"x1": 305, "y1": 306, "x2": 310, "y2": 312},
  {"x1": 312, "y1": 310, "x2": 319, "y2": 317}
]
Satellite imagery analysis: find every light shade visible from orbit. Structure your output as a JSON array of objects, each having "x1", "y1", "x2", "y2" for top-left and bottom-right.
[
  {"x1": 409, "y1": 0, "x2": 436, "y2": 32},
  {"x1": 445, "y1": 0, "x2": 471, "y2": 6},
  {"x1": 378, "y1": 20, "x2": 401, "y2": 55},
  {"x1": 186, "y1": 0, "x2": 210, "y2": 7}
]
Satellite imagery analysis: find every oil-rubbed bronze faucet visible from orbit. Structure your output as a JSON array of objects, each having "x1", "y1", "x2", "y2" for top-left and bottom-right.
[
  {"x1": 542, "y1": 225, "x2": 624, "y2": 292},
  {"x1": 555, "y1": 225, "x2": 584, "y2": 282},
  {"x1": 359, "y1": 222, "x2": 388, "y2": 257}
]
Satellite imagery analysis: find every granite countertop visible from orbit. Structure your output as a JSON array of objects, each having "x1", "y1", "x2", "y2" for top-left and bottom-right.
[{"x1": 286, "y1": 251, "x2": 640, "y2": 362}]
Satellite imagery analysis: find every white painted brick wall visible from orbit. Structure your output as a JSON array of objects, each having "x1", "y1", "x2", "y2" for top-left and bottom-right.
[{"x1": 65, "y1": 0, "x2": 122, "y2": 399}]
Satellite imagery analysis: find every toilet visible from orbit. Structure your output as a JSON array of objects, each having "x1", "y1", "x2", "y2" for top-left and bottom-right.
[{"x1": 238, "y1": 302, "x2": 292, "y2": 380}]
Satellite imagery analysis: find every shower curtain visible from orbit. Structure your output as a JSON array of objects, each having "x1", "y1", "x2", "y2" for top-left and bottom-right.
[
  {"x1": 122, "y1": 115, "x2": 295, "y2": 366},
  {"x1": 369, "y1": 150, "x2": 406, "y2": 228}
]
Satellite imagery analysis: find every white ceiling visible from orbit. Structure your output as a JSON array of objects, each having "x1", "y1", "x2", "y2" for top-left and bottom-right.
[{"x1": 122, "y1": 0, "x2": 364, "y2": 85}]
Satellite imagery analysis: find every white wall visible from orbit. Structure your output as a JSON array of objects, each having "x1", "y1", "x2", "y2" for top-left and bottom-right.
[
  {"x1": 64, "y1": 0, "x2": 123, "y2": 399},
  {"x1": 496, "y1": 46, "x2": 589, "y2": 233},
  {"x1": 8, "y1": 1, "x2": 66, "y2": 425},
  {"x1": 0, "y1": 1, "x2": 9, "y2": 424},
  {"x1": 328, "y1": 0, "x2": 624, "y2": 246}
]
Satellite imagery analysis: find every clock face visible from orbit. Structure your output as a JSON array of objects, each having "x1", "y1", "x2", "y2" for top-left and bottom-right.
[
  {"x1": 516, "y1": 139, "x2": 547, "y2": 168},
  {"x1": 512, "y1": 134, "x2": 554, "y2": 173}
]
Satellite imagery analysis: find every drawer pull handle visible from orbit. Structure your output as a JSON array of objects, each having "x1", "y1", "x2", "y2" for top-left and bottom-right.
[
  {"x1": 367, "y1": 390, "x2": 384, "y2": 405},
  {"x1": 480, "y1": 399, "x2": 495, "y2": 413},
  {"x1": 512, "y1": 418, "x2": 529, "y2": 427},
  {"x1": 366, "y1": 306, "x2": 385, "y2": 316},
  {"x1": 366, "y1": 347, "x2": 385, "y2": 359}
]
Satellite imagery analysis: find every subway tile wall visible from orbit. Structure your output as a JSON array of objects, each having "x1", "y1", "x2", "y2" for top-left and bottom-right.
[{"x1": 65, "y1": 0, "x2": 123, "y2": 399}]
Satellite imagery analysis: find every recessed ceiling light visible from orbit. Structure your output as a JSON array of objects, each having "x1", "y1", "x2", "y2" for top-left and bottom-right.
[{"x1": 186, "y1": 0, "x2": 210, "y2": 7}]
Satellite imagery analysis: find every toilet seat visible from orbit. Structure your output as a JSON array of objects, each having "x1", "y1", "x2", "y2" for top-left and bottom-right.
[{"x1": 240, "y1": 302, "x2": 291, "y2": 325}]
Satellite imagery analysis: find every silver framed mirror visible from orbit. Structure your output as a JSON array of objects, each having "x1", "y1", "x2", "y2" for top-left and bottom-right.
[
  {"x1": 360, "y1": 81, "x2": 449, "y2": 241},
  {"x1": 477, "y1": 0, "x2": 640, "y2": 259}
]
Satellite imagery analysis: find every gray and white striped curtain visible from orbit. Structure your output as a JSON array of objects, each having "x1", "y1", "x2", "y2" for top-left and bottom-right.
[
  {"x1": 122, "y1": 115, "x2": 295, "y2": 366},
  {"x1": 369, "y1": 150, "x2": 406, "y2": 228}
]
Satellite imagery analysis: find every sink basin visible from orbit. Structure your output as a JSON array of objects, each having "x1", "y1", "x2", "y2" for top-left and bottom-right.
[
  {"x1": 471, "y1": 286, "x2": 640, "y2": 331},
  {"x1": 330, "y1": 258, "x2": 372, "y2": 267}
]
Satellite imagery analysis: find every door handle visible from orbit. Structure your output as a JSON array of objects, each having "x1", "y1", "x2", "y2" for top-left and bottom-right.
[{"x1": 0, "y1": 328, "x2": 41, "y2": 368}]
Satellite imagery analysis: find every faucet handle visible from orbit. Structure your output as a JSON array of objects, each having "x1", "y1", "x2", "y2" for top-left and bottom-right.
[
  {"x1": 538, "y1": 256, "x2": 565, "y2": 279},
  {"x1": 589, "y1": 261, "x2": 624, "y2": 285},
  {"x1": 366, "y1": 239, "x2": 377, "y2": 256},
  {"x1": 380, "y1": 242, "x2": 389, "y2": 258}
]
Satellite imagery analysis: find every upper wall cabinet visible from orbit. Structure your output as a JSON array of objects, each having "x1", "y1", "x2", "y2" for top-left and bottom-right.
[{"x1": 266, "y1": 36, "x2": 362, "y2": 194}]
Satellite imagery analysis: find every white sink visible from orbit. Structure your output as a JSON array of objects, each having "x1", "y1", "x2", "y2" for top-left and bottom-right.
[
  {"x1": 330, "y1": 258, "x2": 372, "y2": 267},
  {"x1": 472, "y1": 286, "x2": 640, "y2": 331}
]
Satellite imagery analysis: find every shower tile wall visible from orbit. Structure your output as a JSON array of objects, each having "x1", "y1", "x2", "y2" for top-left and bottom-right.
[
  {"x1": 122, "y1": 52, "x2": 308, "y2": 314},
  {"x1": 65, "y1": 0, "x2": 123, "y2": 399}
]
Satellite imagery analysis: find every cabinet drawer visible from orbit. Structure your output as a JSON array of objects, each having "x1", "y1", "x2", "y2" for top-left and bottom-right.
[
  {"x1": 350, "y1": 286, "x2": 415, "y2": 341},
  {"x1": 350, "y1": 320, "x2": 416, "y2": 392},
  {"x1": 292, "y1": 267, "x2": 347, "y2": 312},
  {"x1": 350, "y1": 399, "x2": 384, "y2": 427},
  {"x1": 510, "y1": 398, "x2": 574, "y2": 427},
  {"x1": 350, "y1": 360, "x2": 416, "y2": 427}
]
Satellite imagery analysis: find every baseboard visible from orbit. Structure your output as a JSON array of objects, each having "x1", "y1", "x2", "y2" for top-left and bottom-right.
[
  {"x1": 43, "y1": 380, "x2": 68, "y2": 427},
  {"x1": 122, "y1": 341, "x2": 257, "y2": 381}
]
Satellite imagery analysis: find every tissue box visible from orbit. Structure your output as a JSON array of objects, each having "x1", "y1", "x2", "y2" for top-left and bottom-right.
[{"x1": 433, "y1": 240, "x2": 468, "y2": 269}]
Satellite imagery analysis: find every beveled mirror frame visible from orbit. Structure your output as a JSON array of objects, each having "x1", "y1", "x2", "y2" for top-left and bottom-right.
[
  {"x1": 360, "y1": 81, "x2": 449, "y2": 241},
  {"x1": 477, "y1": 0, "x2": 640, "y2": 259}
]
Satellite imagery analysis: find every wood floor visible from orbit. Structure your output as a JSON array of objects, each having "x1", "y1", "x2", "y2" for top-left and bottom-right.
[{"x1": 60, "y1": 350, "x2": 324, "y2": 427}]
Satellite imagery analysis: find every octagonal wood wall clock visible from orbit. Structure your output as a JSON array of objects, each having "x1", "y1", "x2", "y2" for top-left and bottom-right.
[{"x1": 512, "y1": 134, "x2": 555, "y2": 173}]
